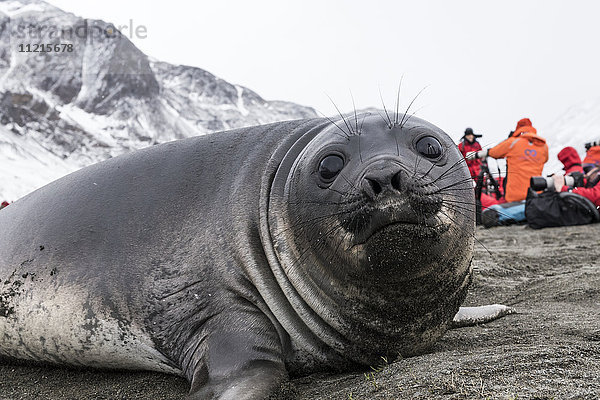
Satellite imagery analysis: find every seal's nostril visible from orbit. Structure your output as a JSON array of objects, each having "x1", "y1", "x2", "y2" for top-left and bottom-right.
[
  {"x1": 367, "y1": 178, "x2": 382, "y2": 195},
  {"x1": 391, "y1": 172, "x2": 401, "y2": 191}
]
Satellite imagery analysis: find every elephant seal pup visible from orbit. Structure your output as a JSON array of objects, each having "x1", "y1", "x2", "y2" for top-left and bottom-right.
[{"x1": 0, "y1": 114, "x2": 504, "y2": 399}]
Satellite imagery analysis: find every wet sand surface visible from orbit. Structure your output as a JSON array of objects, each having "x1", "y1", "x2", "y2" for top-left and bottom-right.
[{"x1": 1, "y1": 224, "x2": 599, "y2": 399}]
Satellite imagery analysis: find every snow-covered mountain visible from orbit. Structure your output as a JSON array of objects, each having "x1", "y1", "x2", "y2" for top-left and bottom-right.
[
  {"x1": 542, "y1": 98, "x2": 600, "y2": 175},
  {"x1": 0, "y1": 0, "x2": 316, "y2": 201}
]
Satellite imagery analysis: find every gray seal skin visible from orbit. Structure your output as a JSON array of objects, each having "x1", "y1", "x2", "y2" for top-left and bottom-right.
[{"x1": 0, "y1": 114, "x2": 475, "y2": 399}]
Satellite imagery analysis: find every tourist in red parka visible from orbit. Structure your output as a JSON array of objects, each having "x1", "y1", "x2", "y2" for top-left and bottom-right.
[
  {"x1": 557, "y1": 146, "x2": 584, "y2": 175},
  {"x1": 553, "y1": 174, "x2": 600, "y2": 207},
  {"x1": 458, "y1": 127, "x2": 483, "y2": 179}
]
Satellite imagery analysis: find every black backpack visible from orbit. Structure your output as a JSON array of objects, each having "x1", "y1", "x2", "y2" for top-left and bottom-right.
[{"x1": 525, "y1": 188, "x2": 600, "y2": 229}]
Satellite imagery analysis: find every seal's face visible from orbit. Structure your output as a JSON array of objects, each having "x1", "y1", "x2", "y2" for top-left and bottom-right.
[
  {"x1": 284, "y1": 115, "x2": 472, "y2": 276},
  {"x1": 267, "y1": 114, "x2": 473, "y2": 365}
]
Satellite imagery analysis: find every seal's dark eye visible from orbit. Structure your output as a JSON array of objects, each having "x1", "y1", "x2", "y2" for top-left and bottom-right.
[
  {"x1": 416, "y1": 136, "x2": 443, "y2": 159},
  {"x1": 318, "y1": 155, "x2": 344, "y2": 181}
]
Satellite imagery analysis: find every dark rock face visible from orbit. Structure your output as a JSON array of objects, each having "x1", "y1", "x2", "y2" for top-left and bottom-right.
[{"x1": 0, "y1": 0, "x2": 316, "y2": 199}]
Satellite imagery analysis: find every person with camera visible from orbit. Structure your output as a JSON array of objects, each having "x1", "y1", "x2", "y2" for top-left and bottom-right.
[
  {"x1": 526, "y1": 171, "x2": 600, "y2": 229},
  {"x1": 458, "y1": 127, "x2": 483, "y2": 179},
  {"x1": 551, "y1": 173, "x2": 600, "y2": 207},
  {"x1": 467, "y1": 118, "x2": 548, "y2": 202}
]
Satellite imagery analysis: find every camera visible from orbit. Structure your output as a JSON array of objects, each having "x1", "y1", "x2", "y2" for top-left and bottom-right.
[{"x1": 530, "y1": 171, "x2": 585, "y2": 191}]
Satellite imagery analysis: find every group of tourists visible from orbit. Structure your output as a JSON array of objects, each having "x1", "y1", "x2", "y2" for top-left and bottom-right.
[{"x1": 457, "y1": 118, "x2": 600, "y2": 228}]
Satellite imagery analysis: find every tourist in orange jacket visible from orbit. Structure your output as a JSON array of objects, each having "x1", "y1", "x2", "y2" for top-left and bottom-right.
[
  {"x1": 467, "y1": 118, "x2": 548, "y2": 202},
  {"x1": 583, "y1": 144, "x2": 600, "y2": 170}
]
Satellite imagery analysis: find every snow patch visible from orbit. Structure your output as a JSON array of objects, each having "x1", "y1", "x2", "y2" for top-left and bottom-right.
[
  {"x1": 58, "y1": 104, "x2": 119, "y2": 148},
  {"x1": 0, "y1": 126, "x2": 77, "y2": 201},
  {"x1": 235, "y1": 85, "x2": 249, "y2": 116},
  {"x1": 0, "y1": 48, "x2": 17, "y2": 89},
  {"x1": 0, "y1": 1, "x2": 46, "y2": 17}
]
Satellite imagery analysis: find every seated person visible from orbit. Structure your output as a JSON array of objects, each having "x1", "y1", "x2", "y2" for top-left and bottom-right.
[
  {"x1": 552, "y1": 174, "x2": 600, "y2": 207},
  {"x1": 558, "y1": 146, "x2": 584, "y2": 175}
]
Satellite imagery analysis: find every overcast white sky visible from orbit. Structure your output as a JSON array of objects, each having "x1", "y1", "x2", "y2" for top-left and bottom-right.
[{"x1": 47, "y1": 0, "x2": 600, "y2": 146}]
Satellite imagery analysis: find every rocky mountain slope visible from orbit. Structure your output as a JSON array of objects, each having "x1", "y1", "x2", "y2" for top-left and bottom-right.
[{"x1": 0, "y1": 0, "x2": 316, "y2": 201}]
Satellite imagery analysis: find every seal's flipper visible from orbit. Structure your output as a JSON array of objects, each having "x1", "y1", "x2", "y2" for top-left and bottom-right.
[
  {"x1": 186, "y1": 310, "x2": 287, "y2": 400},
  {"x1": 189, "y1": 359, "x2": 286, "y2": 400},
  {"x1": 451, "y1": 304, "x2": 515, "y2": 328}
]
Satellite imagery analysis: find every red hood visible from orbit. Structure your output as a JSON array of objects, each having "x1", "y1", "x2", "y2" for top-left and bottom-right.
[
  {"x1": 558, "y1": 146, "x2": 582, "y2": 170},
  {"x1": 516, "y1": 118, "x2": 532, "y2": 129}
]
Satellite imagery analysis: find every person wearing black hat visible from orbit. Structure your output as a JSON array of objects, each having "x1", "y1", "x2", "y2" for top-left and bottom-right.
[{"x1": 458, "y1": 127, "x2": 483, "y2": 179}]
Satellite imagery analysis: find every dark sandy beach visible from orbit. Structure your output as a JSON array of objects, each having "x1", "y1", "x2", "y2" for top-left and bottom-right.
[{"x1": 1, "y1": 224, "x2": 599, "y2": 399}]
